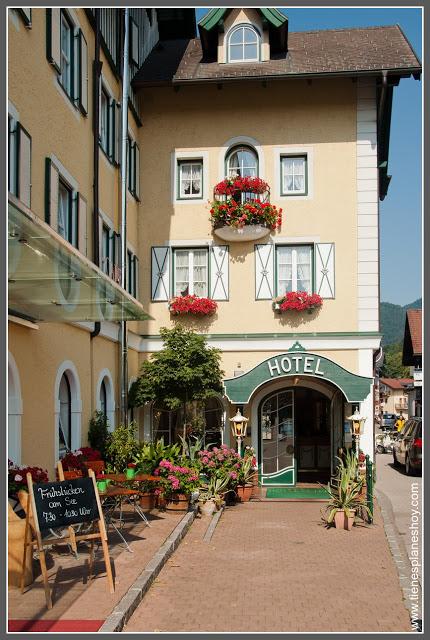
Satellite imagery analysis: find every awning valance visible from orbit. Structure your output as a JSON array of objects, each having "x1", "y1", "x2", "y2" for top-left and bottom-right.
[
  {"x1": 8, "y1": 196, "x2": 151, "y2": 323},
  {"x1": 224, "y1": 351, "x2": 374, "y2": 404}
]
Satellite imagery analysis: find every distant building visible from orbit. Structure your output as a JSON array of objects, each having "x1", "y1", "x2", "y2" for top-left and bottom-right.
[
  {"x1": 379, "y1": 378, "x2": 412, "y2": 418},
  {"x1": 402, "y1": 309, "x2": 422, "y2": 417}
]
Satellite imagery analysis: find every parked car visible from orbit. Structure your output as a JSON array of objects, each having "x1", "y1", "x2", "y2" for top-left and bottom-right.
[
  {"x1": 381, "y1": 413, "x2": 397, "y2": 430},
  {"x1": 392, "y1": 418, "x2": 422, "y2": 475}
]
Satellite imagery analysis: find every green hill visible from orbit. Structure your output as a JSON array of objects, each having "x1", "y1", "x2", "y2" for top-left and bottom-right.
[{"x1": 380, "y1": 298, "x2": 421, "y2": 346}]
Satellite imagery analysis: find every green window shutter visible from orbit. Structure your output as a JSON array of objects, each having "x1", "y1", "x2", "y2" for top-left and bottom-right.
[
  {"x1": 109, "y1": 98, "x2": 116, "y2": 161},
  {"x1": 17, "y1": 123, "x2": 32, "y2": 209},
  {"x1": 129, "y1": 17, "x2": 139, "y2": 66},
  {"x1": 315, "y1": 243, "x2": 335, "y2": 298},
  {"x1": 151, "y1": 246, "x2": 170, "y2": 301},
  {"x1": 114, "y1": 102, "x2": 121, "y2": 165},
  {"x1": 210, "y1": 245, "x2": 229, "y2": 300},
  {"x1": 114, "y1": 233, "x2": 122, "y2": 283},
  {"x1": 72, "y1": 191, "x2": 79, "y2": 248},
  {"x1": 77, "y1": 193, "x2": 87, "y2": 255},
  {"x1": 255, "y1": 244, "x2": 274, "y2": 299},
  {"x1": 133, "y1": 256, "x2": 139, "y2": 299},
  {"x1": 134, "y1": 143, "x2": 140, "y2": 199},
  {"x1": 78, "y1": 29, "x2": 88, "y2": 115},
  {"x1": 45, "y1": 158, "x2": 59, "y2": 230},
  {"x1": 18, "y1": 8, "x2": 32, "y2": 27},
  {"x1": 46, "y1": 8, "x2": 61, "y2": 73}
]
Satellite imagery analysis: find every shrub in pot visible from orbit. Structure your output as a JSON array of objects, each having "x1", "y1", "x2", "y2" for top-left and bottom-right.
[
  {"x1": 154, "y1": 459, "x2": 200, "y2": 511},
  {"x1": 87, "y1": 410, "x2": 110, "y2": 460},
  {"x1": 321, "y1": 456, "x2": 370, "y2": 530},
  {"x1": 198, "y1": 475, "x2": 230, "y2": 516},
  {"x1": 104, "y1": 422, "x2": 139, "y2": 473}
]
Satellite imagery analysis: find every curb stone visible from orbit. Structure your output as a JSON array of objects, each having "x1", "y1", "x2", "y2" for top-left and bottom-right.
[
  {"x1": 375, "y1": 488, "x2": 422, "y2": 628},
  {"x1": 98, "y1": 507, "x2": 197, "y2": 633},
  {"x1": 203, "y1": 506, "x2": 224, "y2": 543}
]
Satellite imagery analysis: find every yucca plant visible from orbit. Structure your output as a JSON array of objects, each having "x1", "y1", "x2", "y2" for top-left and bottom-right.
[
  {"x1": 321, "y1": 458, "x2": 371, "y2": 525},
  {"x1": 198, "y1": 474, "x2": 230, "y2": 503}
]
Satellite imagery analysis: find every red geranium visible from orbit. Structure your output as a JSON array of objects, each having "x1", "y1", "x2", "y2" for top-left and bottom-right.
[
  {"x1": 211, "y1": 177, "x2": 282, "y2": 230},
  {"x1": 274, "y1": 291, "x2": 323, "y2": 313},
  {"x1": 8, "y1": 461, "x2": 49, "y2": 495},
  {"x1": 169, "y1": 295, "x2": 218, "y2": 317},
  {"x1": 214, "y1": 176, "x2": 269, "y2": 196}
]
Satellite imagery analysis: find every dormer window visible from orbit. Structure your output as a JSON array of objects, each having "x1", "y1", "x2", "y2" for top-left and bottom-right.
[{"x1": 227, "y1": 25, "x2": 260, "y2": 63}]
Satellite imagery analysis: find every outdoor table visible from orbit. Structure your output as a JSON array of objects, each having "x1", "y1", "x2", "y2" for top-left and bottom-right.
[
  {"x1": 102, "y1": 473, "x2": 159, "y2": 483},
  {"x1": 98, "y1": 484, "x2": 153, "y2": 552}
]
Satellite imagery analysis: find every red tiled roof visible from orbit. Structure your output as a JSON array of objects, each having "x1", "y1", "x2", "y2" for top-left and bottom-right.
[
  {"x1": 380, "y1": 378, "x2": 413, "y2": 390},
  {"x1": 133, "y1": 24, "x2": 421, "y2": 87},
  {"x1": 406, "y1": 309, "x2": 422, "y2": 356}
]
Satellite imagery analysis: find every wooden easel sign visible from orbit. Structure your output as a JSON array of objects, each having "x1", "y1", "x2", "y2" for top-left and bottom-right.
[{"x1": 20, "y1": 469, "x2": 114, "y2": 609}]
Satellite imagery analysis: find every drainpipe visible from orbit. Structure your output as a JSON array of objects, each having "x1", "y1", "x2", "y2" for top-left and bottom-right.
[
  {"x1": 91, "y1": 8, "x2": 101, "y2": 340},
  {"x1": 119, "y1": 8, "x2": 130, "y2": 425}
]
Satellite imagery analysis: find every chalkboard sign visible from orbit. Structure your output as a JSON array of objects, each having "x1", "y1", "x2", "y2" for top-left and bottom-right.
[{"x1": 32, "y1": 477, "x2": 99, "y2": 532}]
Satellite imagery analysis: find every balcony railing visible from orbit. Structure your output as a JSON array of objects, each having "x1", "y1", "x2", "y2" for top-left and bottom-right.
[{"x1": 213, "y1": 187, "x2": 270, "y2": 205}]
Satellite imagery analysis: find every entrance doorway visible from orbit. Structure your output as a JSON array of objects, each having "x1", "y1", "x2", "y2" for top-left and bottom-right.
[
  {"x1": 294, "y1": 388, "x2": 331, "y2": 483},
  {"x1": 258, "y1": 383, "x2": 341, "y2": 486}
]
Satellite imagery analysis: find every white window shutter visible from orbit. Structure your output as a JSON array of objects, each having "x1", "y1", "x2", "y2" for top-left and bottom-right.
[
  {"x1": 210, "y1": 245, "x2": 229, "y2": 300},
  {"x1": 151, "y1": 247, "x2": 170, "y2": 301},
  {"x1": 45, "y1": 158, "x2": 59, "y2": 230},
  {"x1": 78, "y1": 30, "x2": 88, "y2": 115},
  {"x1": 17, "y1": 123, "x2": 31, "y2": 208},
  {"x1": 315, "y1": 243, "x2": 335, "y2": 298},
  {"x1": 47, "y1": 9, "x2": 61, "y2": 73},
  {"x1": 130, "y1": 17, "x2": 139, "y2": 66},
  {"x1": 255, "y1": 244, "x2": 274, "y2": 299},
  {"x1": 77, "y1": 194, "x2": 87, "y2": 255}
]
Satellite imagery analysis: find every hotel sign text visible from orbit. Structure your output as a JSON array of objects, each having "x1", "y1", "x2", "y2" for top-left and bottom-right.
[{"x1": 268, "y1": 355, "x2": 325, "y2": 378}]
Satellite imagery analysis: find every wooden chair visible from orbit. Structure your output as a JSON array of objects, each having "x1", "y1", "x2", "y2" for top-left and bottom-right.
[
  {"x1": 56, "y1": 461, "x2": 83, "y2": 481},
  {"x1": 83, "y1": 460, "x2": 105, "y2": 475}
]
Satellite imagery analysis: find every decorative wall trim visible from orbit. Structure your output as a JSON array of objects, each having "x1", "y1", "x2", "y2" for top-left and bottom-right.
[{"x1": 357, "y1": 78, "x2": 379, "y2": 332}]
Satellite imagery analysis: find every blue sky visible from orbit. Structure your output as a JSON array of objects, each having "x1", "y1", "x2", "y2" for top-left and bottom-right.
[{"x1": 196, "y1": 8, "x2": 423, "y2": 306}]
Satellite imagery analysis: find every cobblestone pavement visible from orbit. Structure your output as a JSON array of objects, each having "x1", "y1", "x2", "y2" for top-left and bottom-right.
[{"x1": 126, "y1": 500, "x2": 411, "y2": 633}]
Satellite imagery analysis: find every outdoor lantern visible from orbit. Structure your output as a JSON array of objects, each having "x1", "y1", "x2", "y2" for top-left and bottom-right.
[
  {"x1": 230, "y1": 409, "x2": 249, "y2": 456},
  {"x1": 347, "y1": 406, "x2": 366, "y2": 436}
]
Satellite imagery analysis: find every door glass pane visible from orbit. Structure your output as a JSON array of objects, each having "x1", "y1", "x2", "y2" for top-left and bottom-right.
[{"x1": 261, "y1": 390, "x2": 294, "y2": 476}]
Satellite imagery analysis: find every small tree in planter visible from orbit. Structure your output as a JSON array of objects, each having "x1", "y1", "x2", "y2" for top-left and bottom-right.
[
  {"x1": 104, "y1": 422, "x2": 140, "y2": 472},
  {"x1": 132, "y1": 326, "x2": 224, "y2": 452}
]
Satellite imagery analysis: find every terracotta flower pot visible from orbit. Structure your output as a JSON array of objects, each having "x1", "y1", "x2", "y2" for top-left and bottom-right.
[
  {"x1": 334, "y1": 509, "x2": 345, "y2": 529},
  {"x1": 344, "y1": 510, "x2": 356, "y2": 531},
  {"x1": 236, "y1": 484, "x2": 253, "y2": 503},
  {"x1": 165, "y1": 493, "x2": 189, "y2": 511},
  {"x1": 138, "y1": 492, "x2": 156, "y2": 511}
]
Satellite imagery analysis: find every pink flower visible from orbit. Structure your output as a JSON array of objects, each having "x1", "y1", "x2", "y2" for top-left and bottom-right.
[
  {"x1": 229, "y1": 472, "x2": 238, "y2": 480},
  {"x1": 14, "y1": 474, "x2": 23, "y2": 481},
  {"x1": 208, "y1": 461, "x2": 216, "y2": 468},
  {"x1": 202, "y1": 457, "x2": 209, "y2": 464}
]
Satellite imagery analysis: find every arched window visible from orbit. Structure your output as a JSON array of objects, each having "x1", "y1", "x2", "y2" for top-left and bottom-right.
[
  {"x1": 228, "y1": 24, "x2": 260, "y2": 63},
  {"x1": 100, "y1": 379, "x2": 107, "y2": 419},
  {"x1": 58, "y1": 372, "x2": 72, "y2": 455},
  {"x1": 226, "y1": 145, "x2": 258, "y2": 177}
]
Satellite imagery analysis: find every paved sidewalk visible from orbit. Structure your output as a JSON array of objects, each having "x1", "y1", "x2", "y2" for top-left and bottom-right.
[
  {"x1": 8, "y1": 508, "x2": 183, "y2": 627},
  {"x1": 126, "y1": 500, "x2": 411, "y2": 633}
]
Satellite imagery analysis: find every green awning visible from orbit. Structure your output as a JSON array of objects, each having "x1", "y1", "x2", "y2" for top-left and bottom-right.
[{"x1": 8, "y1": 196, "x2": 151, "y2": 322}]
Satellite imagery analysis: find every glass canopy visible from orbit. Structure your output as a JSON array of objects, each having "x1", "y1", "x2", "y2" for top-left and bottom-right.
[{"x1": 8, "y1": 197, "x2": 151, "y2": 322}]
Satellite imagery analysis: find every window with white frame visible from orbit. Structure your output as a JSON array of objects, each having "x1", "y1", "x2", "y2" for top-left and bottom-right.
[
  {"x1": 59, "y1": 10, "x2": 73, "y2": 97},
  {"x1": 177, "y1": 160, "x2": 203, "y2": 199},
  {"x1": 281, "y1": 155, "x2": 308, "y2": 195},
  {"x1": 58, "y1": 179, "x2": 77, "y2": 246},
  {"x1": 228, "y1": 24, "x2": 260, "y2": 62},
  {"x1": 226, "y1": 145, "x2": 258, "y2": 177},
  {"x1": 174, "y1": 248, "x2": 208, "y2": 297},
  {"x1": 276, "y1": 245, "x2": 313, "y2": 295}
]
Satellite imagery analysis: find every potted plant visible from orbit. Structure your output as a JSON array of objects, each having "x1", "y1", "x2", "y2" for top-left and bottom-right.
[
  {"x1": 137, "y1": 479, "x2": 157, "y2": 511},
  {"x1": 236, "y1": 455, "x2": 255, "y2": 502},
  {"x1": 8, "y1": 461, "x2": 49, "y2": 513},
  {"x1": 210, "y1": 177, "x2": 282, "y2": 242},
  {"x1": 321, "y1": 458, "x2": 370, "y2": 530},
  {"x1": 126, "y1": 462, "x2": 137, "y2": 479},
  {"x1": 169, "y1": 295, "x2": 217, "y2": 317},
  {"x1": 104, "y1": 422, "x2": 139, "y2": 473},
  {"x1": 154, "y1": 459, "x2": 200, "y2": 511},
  {"x1": 198, "y1": 475, "x2": 230, "y2": 516},
  {"x1": 273, "y1": 291, "x2": 323, "y2": 314}
]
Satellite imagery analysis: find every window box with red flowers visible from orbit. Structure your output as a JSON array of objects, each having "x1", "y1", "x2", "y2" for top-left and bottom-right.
[
  {"x1": 210, "y1": 177, "x2": 282, "y2": 242},
  {"x1": 273, "y1": 291, "x2": 323, "y2": 314},
  {"x1": 169, "y1": 295, "x2": 218, "y2": 317}
]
